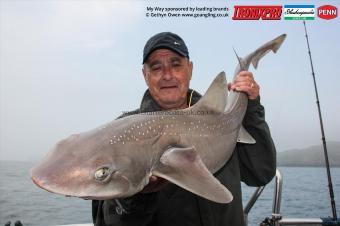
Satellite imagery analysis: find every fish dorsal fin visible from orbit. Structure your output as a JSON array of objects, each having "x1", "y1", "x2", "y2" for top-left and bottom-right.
[
  {"x1": 190, "y1": 72, "x2": 228, "y2": 114},
  {"x1": 152, "y1": 146, "x2": 233, "y2": 203}
]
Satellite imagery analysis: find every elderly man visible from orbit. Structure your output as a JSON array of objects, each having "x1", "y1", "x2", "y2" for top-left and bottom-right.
[{"x1": 92, "y1": 32, "x2": 276, "y2": 226}]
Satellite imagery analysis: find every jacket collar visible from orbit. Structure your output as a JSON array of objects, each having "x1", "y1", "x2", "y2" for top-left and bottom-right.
[{"x1": 139, "y1": 89, "x2": 202, "y2": 113}]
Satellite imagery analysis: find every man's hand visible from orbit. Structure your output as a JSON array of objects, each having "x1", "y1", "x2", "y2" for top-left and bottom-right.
[
  {"x1": 140, "y1": 175, "x2": 169, "y2": 193},
  {"x1": 228, "y1": 71, "x2": 259, "y2": 100}
]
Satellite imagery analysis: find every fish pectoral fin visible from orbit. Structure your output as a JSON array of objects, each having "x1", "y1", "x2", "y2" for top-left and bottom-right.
[
  {"x1": 237, "y1": 126, "x2": 256, "y2": 144},
  {"x1": 152, "y1": 146, "x2": 233, "y2": 203}
]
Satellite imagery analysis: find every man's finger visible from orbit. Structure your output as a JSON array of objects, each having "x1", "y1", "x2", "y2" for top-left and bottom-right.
[
  {"x1": 237, "y1": 71, "x2": 254, "y2": 79},
  {"x1": 149, "y1": 175, "x2": 158, "y2": 182}
]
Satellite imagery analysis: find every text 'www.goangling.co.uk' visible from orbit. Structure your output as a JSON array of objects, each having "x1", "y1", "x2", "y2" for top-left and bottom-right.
[{"x1": 145, "y1": 6, "x2": 229, "y2": 19}]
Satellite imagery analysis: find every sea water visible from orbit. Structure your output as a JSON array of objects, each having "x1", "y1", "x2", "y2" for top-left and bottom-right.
[{"x1": 0, "y1": 161, "x2": 339, "y2": 226}]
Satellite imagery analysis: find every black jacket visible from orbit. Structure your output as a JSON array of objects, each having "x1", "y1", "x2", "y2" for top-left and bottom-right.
[{"x1": 92, "y1": 89, "x2": 276, "y2": 226}]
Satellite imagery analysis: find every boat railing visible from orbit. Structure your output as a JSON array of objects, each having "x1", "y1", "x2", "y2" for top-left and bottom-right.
[{"x1": 244, "y1": 169, "x2": 323, "y2": 226}]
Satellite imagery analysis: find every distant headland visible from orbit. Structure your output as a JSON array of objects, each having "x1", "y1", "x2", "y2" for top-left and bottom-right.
[{"x1": 277, "y1": 141, "x2": 340, "y2": 167}]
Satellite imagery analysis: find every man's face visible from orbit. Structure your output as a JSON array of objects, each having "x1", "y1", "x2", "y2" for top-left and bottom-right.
[{"x1": 143, "y1": 49, "x2": 193, "y2": 110}]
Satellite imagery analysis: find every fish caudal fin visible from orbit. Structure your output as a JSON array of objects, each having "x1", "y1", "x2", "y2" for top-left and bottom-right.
[
  {"x1": 153, "y1": 146, "x2": 233, "y2": 203},
  {"x1": 189, "y1": 72, "x2": 228, "y2": 114},
  {"x1": 250, "y1": 34, "x2": 287, "y2": 69}
]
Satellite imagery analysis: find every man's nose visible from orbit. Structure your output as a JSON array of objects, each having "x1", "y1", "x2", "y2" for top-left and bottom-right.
[{"x1": 162, "y1": 66, "x2": 173, "y2": 80}]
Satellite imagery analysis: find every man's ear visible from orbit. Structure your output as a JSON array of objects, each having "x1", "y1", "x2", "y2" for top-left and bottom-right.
[
  {"x1": 188, "y1": 61, "x2": 193, "y2": 81},
  {"x1": 142, "y1": 66, "x2": 150, "y2": 87}
]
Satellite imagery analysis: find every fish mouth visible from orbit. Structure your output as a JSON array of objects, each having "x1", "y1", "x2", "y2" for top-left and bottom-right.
[{"x1": 79, "y1": 194, "x2": 122, "y2": 200}]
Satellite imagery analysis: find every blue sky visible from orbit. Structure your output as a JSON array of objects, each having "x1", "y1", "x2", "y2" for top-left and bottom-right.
[{"x1": 1, "y1": 0, "x2": 339, "y2": 161}]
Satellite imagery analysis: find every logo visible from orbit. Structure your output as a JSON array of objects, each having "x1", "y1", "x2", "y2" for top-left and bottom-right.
[
  {"x1": 284, "y1": 5, "x2": 315, "y2": 20},
  {"x1": 232, "y1": 5, "x2": 282, "y2": 20},
  {"x1": 174, "y1": 42, "x2": 180, "y2": 46},
  {"x1": 318, "y1": 5, "x2": 337, "y2": 20}
]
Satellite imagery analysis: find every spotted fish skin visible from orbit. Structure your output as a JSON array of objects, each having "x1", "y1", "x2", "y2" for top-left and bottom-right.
[{"x1": 30, "y1": 34, "x2": 286, "y2": 203}]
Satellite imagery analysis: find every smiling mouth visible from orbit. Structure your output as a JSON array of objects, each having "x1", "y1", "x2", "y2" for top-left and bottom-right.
[{"x1": 161, "y1": 86, "x2": 178, "y2": 90}]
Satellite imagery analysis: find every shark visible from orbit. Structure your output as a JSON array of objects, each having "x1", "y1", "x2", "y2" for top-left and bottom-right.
[{"x1": 31, "y1": 34, "x2": 286, "y2": 203}]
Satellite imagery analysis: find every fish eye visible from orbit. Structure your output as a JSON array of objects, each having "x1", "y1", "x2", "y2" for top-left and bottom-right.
[{"x1": 94, "y1": 166, "x2": 112, "y2": 182}]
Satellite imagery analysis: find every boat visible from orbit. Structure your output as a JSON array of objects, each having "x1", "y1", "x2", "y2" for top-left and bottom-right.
[{"x1": 244, "y1": 169, "x2": 340, "y2": 226}]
